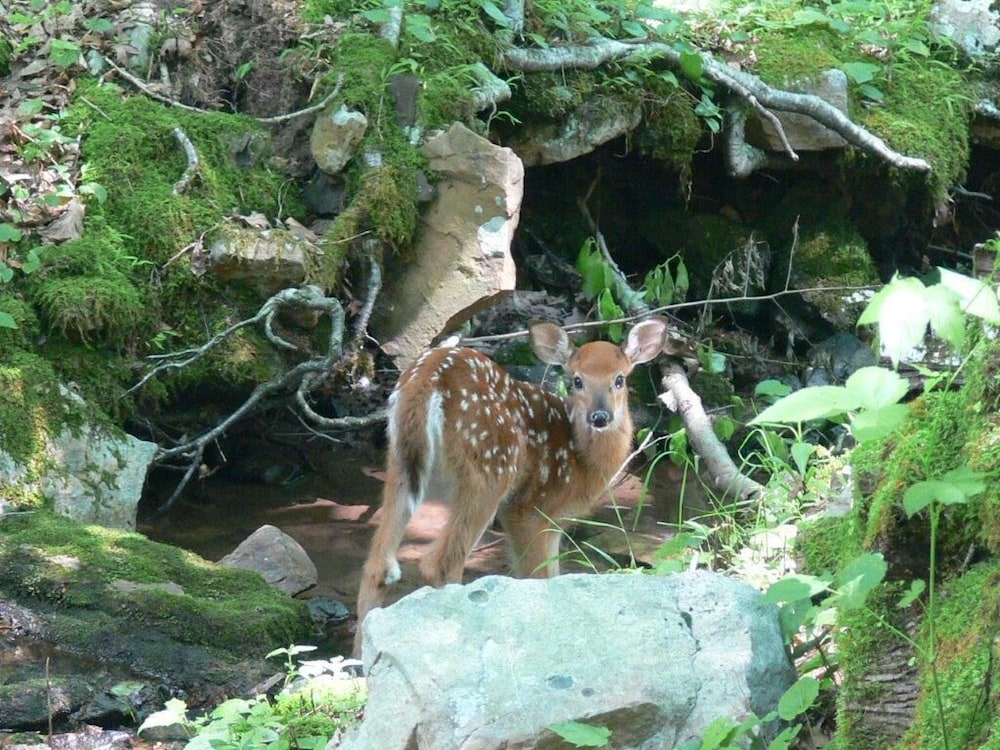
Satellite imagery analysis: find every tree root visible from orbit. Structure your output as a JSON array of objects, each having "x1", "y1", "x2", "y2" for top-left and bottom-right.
[{"x1": 502, "y1": 38, "x2": 932, "y2": 176}]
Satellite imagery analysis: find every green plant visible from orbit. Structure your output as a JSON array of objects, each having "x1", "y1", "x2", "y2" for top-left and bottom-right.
[{"x1": 139, "y1": 651, "x2": 365, "y2": 750}]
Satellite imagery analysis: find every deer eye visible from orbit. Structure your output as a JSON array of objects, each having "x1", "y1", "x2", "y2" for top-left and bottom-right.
[
  {"x1": 573, "y1": 375, "x2": 584, "y2": 390},
  {"x1": 614, "y1": 374, "x2": 625, "y2": 389}
]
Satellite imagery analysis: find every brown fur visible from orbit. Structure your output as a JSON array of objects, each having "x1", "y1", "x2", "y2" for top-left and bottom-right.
[{"x1": 354, "y1": 318, "x2": 668, "y2": 656}]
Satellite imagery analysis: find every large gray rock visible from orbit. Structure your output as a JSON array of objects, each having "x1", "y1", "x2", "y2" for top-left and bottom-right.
[
  {"x1": 346, "y1": 572, "x2": 796, "y2": 750},
  {"x1": 372, "y1": 122, "x2": 522, "y2": 366},
  {"x1": 311, "y1": 104, "x2": 369, "y2": 175},
  {"x1": 930, "y1": 0, "x2": 1000, "y2": 58},
  {"x1": 220, "y1": 524, "x2": 318, "y2": 596},
  {"x1": 0, "y1": 395, "x2": 157, "y2": 531},
  {"x1": 201, "y1": 223, "x2": 315, "y2": 295}
]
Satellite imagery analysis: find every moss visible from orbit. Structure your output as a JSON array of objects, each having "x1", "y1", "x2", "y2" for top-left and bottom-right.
[
  {"x1": 0, "y1": 512, "x2": 310, "y2": 658},
  {"x1": 0, "y1": 351, "x2": 85, "y2": 472},
  {"x1": 0, "y1": 295, "x2": 42, "y2": 355},
  {"x1": 0, "y1": 34, "x2": 11, "y2": 77},
  {"x1": 633, "y1": 84, "x2": 704, "y2": 176},
  {"x1": 896, "y1": 563, "x2": 1000, "y2": 749},
  {"x1": 65, "y1": 79, "x2": 303, "y2": 264},
  {"x1": 329, "y1": 34, "x2": 398, "y2": 114}
]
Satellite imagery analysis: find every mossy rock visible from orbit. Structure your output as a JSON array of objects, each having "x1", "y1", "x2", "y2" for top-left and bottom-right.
[{"x1": 0, "y1": 512, "x2": 311, "y2": 681}]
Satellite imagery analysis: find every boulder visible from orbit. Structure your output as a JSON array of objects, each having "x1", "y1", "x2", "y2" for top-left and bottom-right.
[
  {"x1": 371, "y1": 122, "x2": 522, "y2": 366},
  {"x1": 0, "y1": 388, "x2": 157, "y2": 531},
  {"x1": 930, "y1": 0, "x2": 1000, "y2": 58},
  {"x1": 345, "y1": 571, "x2": 796, "y2": 750},
  {"x1": 220, "y1": 524, "x2": 318, "y2": 595}
]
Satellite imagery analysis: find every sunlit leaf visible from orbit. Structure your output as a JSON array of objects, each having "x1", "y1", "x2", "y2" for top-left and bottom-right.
[
  {"x1": 850, "y1": 403, "x2": 909, "y2": 442},
  {"x1": 937, "y1": 267, "x2": 1000, "y2": 323},
  {"x1": 547, "y1": 721, "x2": 612, "y2": 747},
  {"x1": 923, "y1": 282, "x2": 964, "y2": 349},
  {"x1": 763, "y1": 574, "x2": 828, "y2": 604},
  {"x1": 841, "y1": 61, "x2": 881, "y2": 84},
  {"x1": 749, "y1": 385, "x2": 860, "y2": 425},
  {"x1": 833, "y1": 552, "x2": 886, "y2": 611},
  {"x1": 845, "y1": 366, "x2": 908, "y2": 410},
  {"x1": 858, "y1": 275, "x2": 929, "y2": 366}
]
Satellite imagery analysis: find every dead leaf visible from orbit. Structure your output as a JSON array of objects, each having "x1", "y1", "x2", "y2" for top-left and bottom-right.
[{"x1": 37, "y1": 198, "x2": 85, "y2": 242}]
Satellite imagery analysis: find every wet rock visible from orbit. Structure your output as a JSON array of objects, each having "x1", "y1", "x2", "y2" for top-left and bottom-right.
[
  {"x1": 311, "y1": 105, "x2": 368, "y2": 175},
  {"x1": 348, "y1": 572, "x2": 795, "y2": 750},
  {"x1": 220, "y1": 524, "x2": 318, "y2": 596},
  {"x1": 372, "y1": 122, "x2": 522, "y2": 366}
]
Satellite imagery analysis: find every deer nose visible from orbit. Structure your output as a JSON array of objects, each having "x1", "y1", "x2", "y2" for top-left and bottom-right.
[{"x1": 588, "y1": 410, "x2": 612, "y2": 429}]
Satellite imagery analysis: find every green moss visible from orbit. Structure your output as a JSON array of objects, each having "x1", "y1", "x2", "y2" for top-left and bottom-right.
[
  {"x1": 65, "y1": 79, "x2": 303, "y2": 264},
  {"x1": 0, "y1": 512, "x2": 310, "y2": 657},
  {"x1": 0, "y1": 351, "x2": 84, "y2": 473},
  {"x1": 0, "y1": 35, "x2": 12, "y2": 78},
  {"x1": 0, "y1": 295, "x2": 42, "y2": 355},
  {"x1": 330, "y1": 34, "x2": 398, "y2": 113},
  {"x1": 633, "y1": 84, "x2": 704, "y2": 176},
  {"x1": 897, "y1": 563, "x2": 1000, "y2": 749}
]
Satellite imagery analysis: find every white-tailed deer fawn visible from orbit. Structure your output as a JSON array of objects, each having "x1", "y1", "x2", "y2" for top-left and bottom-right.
[{"x1": 354, "y1": 318, "x2": 668, "y2": 655}]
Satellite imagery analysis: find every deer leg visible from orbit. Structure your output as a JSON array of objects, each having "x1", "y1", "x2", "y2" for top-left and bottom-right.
[
  {"x1": 498, "y1": 504, "x2": 562, "y2": 578},
  {"x1": 419, "y1": 476, "x2": 501, "y2": 587},
  {"x1": 355, "y1": 462, "x2": 415, "y2": 654}
]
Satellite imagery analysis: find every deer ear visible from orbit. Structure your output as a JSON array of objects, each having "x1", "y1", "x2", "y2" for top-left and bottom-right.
[
  {"x1": 529, "y1": 321, "x2": 576, "y2": 367},
  {"x1": 622, "y1": 317, "x2": 668, "y2": 364}
]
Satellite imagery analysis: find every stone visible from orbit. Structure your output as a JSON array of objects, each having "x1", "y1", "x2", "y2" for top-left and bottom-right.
[
  {"x1": 202, "y1": 223, "x2": 315, "y2": 295},
  {"x1": 930, "y1": 0, "x2": 1000, "y2": 58},
  {"x1": 345, "y1": 571, "x2": 796, "y2": 750},
  {"x1": 371, "y1": 122, "x2": 522, "y2": 366},
  {"x1": 511, "y1": 96, "x2": 643, "y2": 166},
  {"x1": 748, "y1": 69, "x2": 850, "y2": 152},
  {"x1": 311, "y1": 104, "x2": 368, "y2": 175},
  {"x1": 219, "y1": 524, "x2": 318, "y2": 596}
]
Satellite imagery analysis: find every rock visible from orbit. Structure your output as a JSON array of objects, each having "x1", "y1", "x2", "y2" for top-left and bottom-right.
[
  {"x1": 371, "y1": 122, "x2": 522, "y2": 366},
  {"x1": 201, "y1": 223, "x2": 315, "y2": 295},
  {"x1": 748, "y1": 69, "x2": 850, "y2": 151},
  {"x1": 311, "y1": 104, "x2": 368, "y2": 175},
  {"x1": 511, "y1": 96, "x2": 643, "y2": 166},
  {"x1": 930, "y1": 0, "x2": 1000, "y2": 58},
  {"x1": 220, "y1": 524, "x2": 318, "y2": 595},
  {"x1": 0, "y1": 388, "x2": 157, "y2": 531},
  {"x1": 346, "y1": 572, "x2": 796, "y2": 750}
]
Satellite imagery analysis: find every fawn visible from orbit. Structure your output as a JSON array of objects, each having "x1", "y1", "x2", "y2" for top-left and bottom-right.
[{"x1": 353, "y1": 317, "x2": 669, "y2": 655}]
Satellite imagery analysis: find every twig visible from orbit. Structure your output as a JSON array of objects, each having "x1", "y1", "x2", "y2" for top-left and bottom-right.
[
  {"x1": 255, "y1": 73, "x2": 346, "y2": 124},
  {"x1": 171, "y1": 127, "x2": 200, "y2": 195}
]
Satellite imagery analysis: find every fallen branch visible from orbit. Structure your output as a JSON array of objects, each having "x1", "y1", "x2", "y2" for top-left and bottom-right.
[
  {"x1": 502, "y1": 38, "x2": 932, "y2": 174},
  {"x1": 659, "y1": 363, "x2": 764, "y2": 501},
  {"x1": 171, "y1": 127, "x2": 199, "y2": 195}
]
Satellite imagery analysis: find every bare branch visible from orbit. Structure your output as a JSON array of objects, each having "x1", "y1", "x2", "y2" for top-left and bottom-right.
[{"x1": 171, "y1": 127, "x2": 200, "y2": 195}]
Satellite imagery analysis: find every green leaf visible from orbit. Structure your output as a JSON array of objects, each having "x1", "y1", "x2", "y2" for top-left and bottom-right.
[
  {"x1": 857, "y1": 83, "x2": 885, "y2": 102},
  {"x1": 49, "y1": 38, "x2": 81, "y2": 68},
  {"x1": 138, "y1": 698, "x2": 191, "y2": 735},
  {"x1": 0, "y1": 223, "x2": 22, "y2": 242},
  {"x1": 858, "y1": 275, "x2": 929, "y2": 366},
  {"x1": 406, "y1": 13, "x2": 436, "y2": 41},
  {"x1": 361, "y1": 8, "x2": 391, "y2": 23},
  {"x1": 678, "y1": 50, "x2": 703, "y2": 80},
  {"x1": 763, "y1": 574, "x2": 827, "y2": 605},
  {"x1": 897, "y1": 578, "x2": 926, "y2": 609},
  {"x1": 18, "y1": 98, "x2": 45, "y2": 116},
  {"x1": 937, "y1": 267, "x2": 1000, "y2": 323},
  {"x1": 845, "y1": 366, "x2": 909, "y2": 410},
  {"x1": 790, "y1": 441, "x2": 813, "y2": 476},
  {"x1": 923, "y1": 283, "x2": 964, "y2": 349},
  {"x1": 833, "y1": 552, "x2": 887, "y2": 611},
  {"x1": 754, "y1": 379, "x2": 792, "y2": 400},
  {"x1": 478, "y1": 0, "x2": 511, "y2": 27},
  {"x1": 621, "y1": 20, "x2": 647, "y2": 38},
  {"x1": 547, "y1": 721, "x2": 612, "y2": 747},
  {"x1": 841, "y1": 61, "x2": 880, "y2": 85},
  {"x1": 80, "y1": 182, "x2": 108, "y2": 204},
  {"x1": 0, "y1": 265, "x2": 13, "y2": 283},
  {"x1": 0, "y1": 311, "x2": 17, "y2": 329},
  {"x1": 850, "y1": 403, "x2": 909, "y2": 443},
  {"x1": 768, "y1": 724, "x2": 803, "y2": 750},
  {"x1": 941, "y1": 466, "x2": 988, "y2": 498},
  {"x1": 699, "y1": 716, "x2": 740, "y2": 749},
  {"x1": 778, "y1": 676, "x2": 820, "y2": 720},
  {"x1": 749, "y1": 385, "x2": 860, "y2": 425}
]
